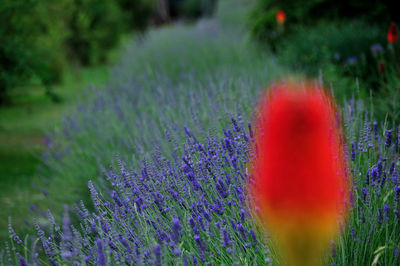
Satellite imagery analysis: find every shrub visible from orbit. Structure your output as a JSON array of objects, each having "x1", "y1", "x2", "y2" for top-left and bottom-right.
[
  {"x1": 169, "y1": 0, "x2": 217, "y2": 20},
  {"x1": 249, "y1": 0, "x2": 395, "y2": 43},
  {"x1": 116, "y1": 0, "x2": 156, "y2": 31},
  {"x1": 33, "y1": 0, "x2": 72, "y2": 86},
  {"x1": 66, "y1": 0, "x2": 125, "y2": 65},
  {"x1": 275, "y1": 20, "x2": 400, "y2": 122},
  {"x1": 277, "y1": 21, "x2": 385, "y2": 75},
  {"x1": 0, "y1": 0, "x2": 68, "y2": 104}
]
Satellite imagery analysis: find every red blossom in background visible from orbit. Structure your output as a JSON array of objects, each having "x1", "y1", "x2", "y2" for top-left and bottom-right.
[
  {"x1": 276, "y1": 10, "x2": 286, "y2": 24},
  {"x1": 388, "y1": 22, "x2": 398, "y2": 44},
  {"x1": 248, "y1": 82, "x2": 350, "y2": 265},
  {"x1": 379, "y1": 61, "x2": 385, "y2": 73}
]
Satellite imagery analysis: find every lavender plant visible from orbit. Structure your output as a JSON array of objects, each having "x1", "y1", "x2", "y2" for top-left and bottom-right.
[
  {"x1": 31, "y1": 20, "x2": 284, "y2": 221},
  {"x1": 330, "y1": 100, "x2": 400, "y2": 265},
  {"x1": 6, "y1": 117, "x2": 271, "y2": 265}
]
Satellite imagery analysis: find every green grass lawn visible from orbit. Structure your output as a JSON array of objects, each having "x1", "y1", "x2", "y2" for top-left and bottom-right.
[{"x1": 0, "y1": 64, "x2": 111, "y2": 241}]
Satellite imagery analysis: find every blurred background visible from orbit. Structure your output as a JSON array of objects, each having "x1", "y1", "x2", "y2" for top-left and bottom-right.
[
  {"x1": 1, "y1": 0, "x2": 400, "y2": 245},
  {"x1": 0, "y1": 0, "x2": 219, "y2": 241}
]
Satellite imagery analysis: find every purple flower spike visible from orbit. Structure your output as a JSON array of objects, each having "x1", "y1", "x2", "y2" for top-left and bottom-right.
[
  {"x1": 17, "y1": 253, "x2": 28, "y2": 266},
  {"x1": 96, "y1": 238, "x2": 106, "y2": 266},
  {"x1": 154, "y1": 244, "x2": 162, "y2": 266},
  {"x1": 370, "y1": 43, "x2": 384, "y2": 56},
  {"x1": 222, "y1": 227, "x2": 231, "y2": 247},
  {"x1": 350, "y1": 142, "x2": 356, "y2": 161},
  {"x1": 385, "y1": 129, "x2": 393, "y2": 147},
  {"x1": 395, "y1": 185, "x2": 400, "y2": 201},
  {"x1": 171, "y1": 217, "x2": 182, "y2": 244}
]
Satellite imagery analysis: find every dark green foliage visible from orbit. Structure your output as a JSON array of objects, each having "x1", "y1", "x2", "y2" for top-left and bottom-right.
[
  {"x1": 33, "y1": 1, "x2": 72, "y2": 85},
  {"x1": 169, "y1": 0, "x2": 217, "y2": 19},
  {"x1": 0, "y1": 0, "x2": 158, "y2": 104},
  {"x1": 250, "y1": 0, "x2": 395, "y2": 43},
  {"x1": 0, "y1": 0, "x2": 42, "y2": 104},
  {"x1": 181, "y1": 0, "x2": 204, "y2": 18},
  {"x1": 0, "y1": 0, "x2": 70, "y2": 104},
  {"x1": 117, "y1": 0, "x2": 156, "y2": 31},
  {"x1": 278, "y1": 21, "x2": 385, "y2": 75},
  {"x1": 276, "y1": 20, "x2": 400, "y2": 122},
  {"x1": 66, "y1": 0, "x2": 124, "y2": 65}
]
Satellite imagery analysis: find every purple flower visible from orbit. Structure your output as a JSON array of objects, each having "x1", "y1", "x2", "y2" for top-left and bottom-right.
[
  {"x1": 108, "y1": 239, "x2": 117, "y2": 250},
  {"x1": 362, "y1": 187, "x2": 368, "y2": 202},
  {"x1": 373, "y1": 121, "x2": 378, "y2": 137},
  {"x1": 384, "y1": 203, "x2": 390, "y2": 219},
  {"x1": 191, "y1": 255, "x2": 198, "y2": 265},
  {"x1": 248, "y1": 122, "x2": 253, "y2": 139},
  {"x1": 173, "y1": 248, "x2": 181, "y2": 256},
  {"x1": 231, "y1": 116, "x2": 241, "y2": 132},
  {"x1": 216, "y1": 177, "x2": 228, "y2": 198},
  {"x1": 345, "y1": 56, "x2": 358, "y2": 65},
  {"x1": 224, "y1": 138, "x2": 233, "y2": 154},
  {"x1": 395, "y1": 185, "x2": 400, "y2": 201},
  {"x1": 194, "y1": 234, "x2": 206, "y2": 255},
  {"x1": 238, "y1": 223, "x2": 247, "y2": 241},
  {"x1": 96, "y1": 238, "x2": 106, "y2": 266},
  {"x1": 222, "y1": 227, "x2": 231, "y2": 247},
  {"x1": 370, "y1": 43, "x2": 384, "y2": 56},
  {"x1": 385, "y1": 129, "x2": 393, "y2": 147},
  {"x1": 365, "y1": 170, "x2": 370, "y2": 185},
  {"x1": 118, "y1": 233, "x2": 131, "y2": 253},
  {"x1": 171, "y1": 217, "x2": 182, "y2": 244},
  {"x1": 183, "y1": 254, "x2": 188, "y2": 266},
  {"x1": 88, "y1": 181, "x2": 101, "y2": 208},
  {"x1": 16, "y1": 253, "x2": 28, "y2": 266},
  {"x1": 8, "y1": 223, "x2": 22, "y2": 245},
  {"x1": 189, "y1": 217, "x2": 200, "y2": 235},
  {"x1": 249, "y1": 229, "x2": 257, "y2": 244},
  {"x1": 330, "y1": 240, "x2": 336, "y2": 258},
  {"x1": 154, "y1": 244, "x2": 162, "y2": 266},
  {"x1": 351, "y1": 142, "x2": 356, "y2": 161},
  {"x1": 240, "y1": 209, "x2": 245, "y2": 223},
  {"x1": 390, "y1": 161, "x2": 395, "y2": 175},
  {"x1": 112, "y1": 190, "x2": 123, "y2": 207},
  {"x1": 377, "y1": 209, "x2": 383, "y2": 225}
]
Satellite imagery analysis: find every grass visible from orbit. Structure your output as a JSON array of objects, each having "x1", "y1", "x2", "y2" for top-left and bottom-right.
[
  {"x1": 0, "y1": 63, "x2": 111, "y2": 241},
  {"x1": 0, "y1": 31, "x2": 134, "y2": 242}
]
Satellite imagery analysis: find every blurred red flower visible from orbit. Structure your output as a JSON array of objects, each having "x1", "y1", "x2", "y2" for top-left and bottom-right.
[
  {"x1": 388, "y1": 22, "x2": 398, "y2": 44},
  {"x1": 379, "y1": 61, "x2": 385, "y2": 73},
  {"x1": 276, "y1": 10, "x2": 286, "y2": 24},
  {"x1": 248, "y1": 81, "x2": 350, "y2": 265}
]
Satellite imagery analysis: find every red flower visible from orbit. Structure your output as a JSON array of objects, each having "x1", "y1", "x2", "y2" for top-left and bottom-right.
[
  {"x1": 388, "y1": 22, "x2": 398, "y2": 44},
  {"x1": 248, "y1": 82, "x2": 350, "y2": 265},
  {"x1": 379, "y1": 61, "x2": 385, "y2": 73},
  {"x1": 276, "y1": 10, "x2": 286, "y2": 24}
]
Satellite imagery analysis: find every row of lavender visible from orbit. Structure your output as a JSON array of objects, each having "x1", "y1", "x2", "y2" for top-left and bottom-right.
[
  {"x1": 1, "y1": 21, "x2": 281, "y2": 265},
  {"x1": 34, "y1": 22, "x2": 283, "y2": 209},
  {"x1": 2, "y1": 97, "x2": 400, "y2": 265},
  {"x1": 6, "y1": 116, "x2": 270, "y2": 265}
]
